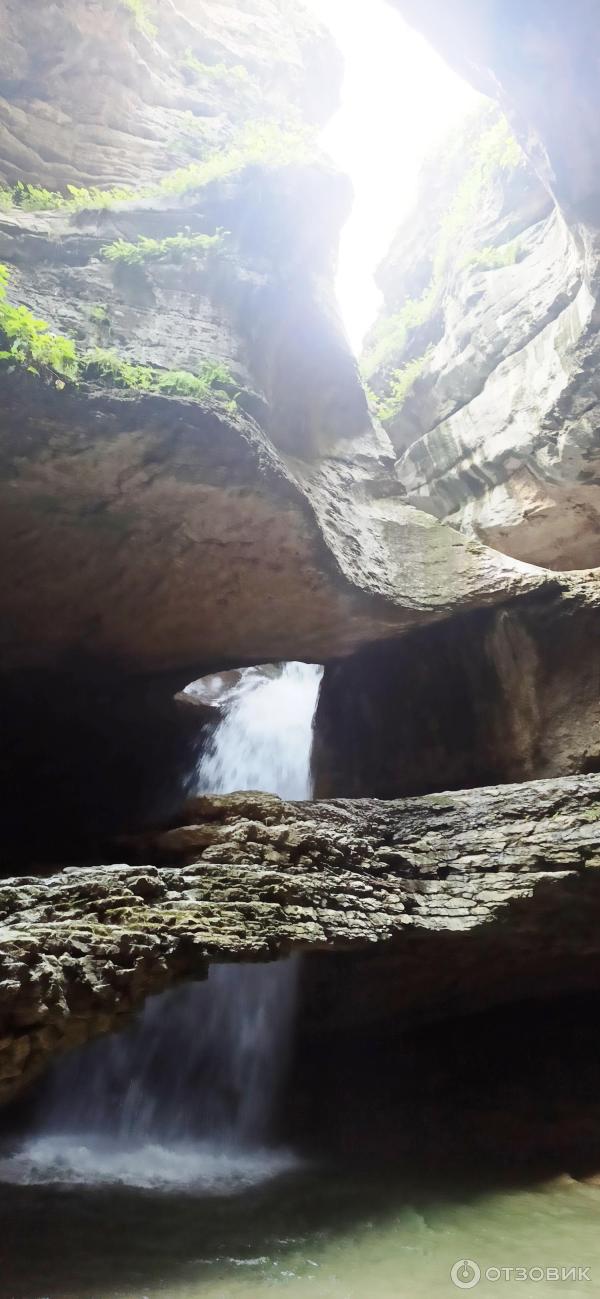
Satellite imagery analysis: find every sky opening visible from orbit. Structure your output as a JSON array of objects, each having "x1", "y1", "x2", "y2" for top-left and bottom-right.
[{"x1": 305, "y1": 0, "x2": 479, "y2": 352}]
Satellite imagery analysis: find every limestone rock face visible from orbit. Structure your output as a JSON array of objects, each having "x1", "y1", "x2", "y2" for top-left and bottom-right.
[
  {"x1": 313, "y1": 576, "x2": 600, "y2": 799},
  {"x1": 364, "y1": 104, "x2": 600, "y2": 570},
  {"x1": 2, "y1": 772, "x2": 600, "y2": 1104},
  {"x1": 390, "y1": 0, "x2": 600, "y2": 221},
  {"x1": 0, "y1": 2, "x2": 553, "y2": 679},
  {"x1": 0, "y1": 0, "x2": 338, "y2": 189},
  {"x1": 0, "y1": 181, "x2": 548, "y2": 675}
]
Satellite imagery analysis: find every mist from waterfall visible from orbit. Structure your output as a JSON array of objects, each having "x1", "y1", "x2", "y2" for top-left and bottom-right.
[{"x1": 0, "y1": 663, "x2": 322, "y2": 1193}]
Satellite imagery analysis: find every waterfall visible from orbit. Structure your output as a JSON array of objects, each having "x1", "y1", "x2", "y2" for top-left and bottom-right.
[
  {"x1": 196, "y1": 662, "x2": 323, "y2": 799},
  {"x1": 0, "y1": 663, "x2": 322, "y2": 1193}
]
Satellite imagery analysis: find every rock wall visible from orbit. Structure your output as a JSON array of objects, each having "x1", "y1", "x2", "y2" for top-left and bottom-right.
[
  {"x1": 0, "y1": 0, "x2": 338, "y2": 189},
  {"x1": 290, "y1": 989, "x2": 600, "y2": 1177},
  {"x1": 0, "y1": 667, "x2": 220, "y2": 866},
  {"x1": 1, "y1": 0, "x2": 582, "y2": 857},
  {"x1": 364, "y1": 102, "x2": 600, "y2": 570},
  {"x1": 390, "y1": 0, "x2": 600, "y2": 221},
  {"x1": 0, "y1": 0, "x2": 599, "y2": 1141},
  {"x1": 0, "y1": 1, "x2": 552, "y2": 686},
  {"x1": 2, "y1": 773, "x2": 600, "y2": 1106},
  {"x1": 0, "y1": 177, "x2": 548, "y2": 678},
  {"x1": 313, "y1": 577, "x2": 600, "y2": 798}
]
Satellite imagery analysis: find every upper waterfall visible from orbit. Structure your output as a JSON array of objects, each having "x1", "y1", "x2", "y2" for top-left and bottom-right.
[{"x1": 196, "y1": 663, "x2": 323, "y2": 801}]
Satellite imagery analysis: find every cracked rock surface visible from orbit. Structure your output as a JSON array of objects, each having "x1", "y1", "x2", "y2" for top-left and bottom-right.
[{"x1": 1, "y1": 773, "x2": 600, "y2": 1105}]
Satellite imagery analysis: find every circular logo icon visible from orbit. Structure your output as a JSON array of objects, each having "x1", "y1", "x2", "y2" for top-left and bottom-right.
[{"x1": 451, "y1": 1259, "x2": 481, "y2": 1289}]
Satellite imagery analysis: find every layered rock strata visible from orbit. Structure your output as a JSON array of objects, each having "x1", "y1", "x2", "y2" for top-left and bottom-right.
[
  {"x1": 1, "y1": 772, "x2": 600, "y2": 1105},
  {"x1": 364, "y1": 100, "x2": 600, "y2": 570},
  {"x1": 0, "y1": 0, "x2": 566, "y2": 681},
  {"x1": 0, "y1": 170, "x2": 547, "y2": 676},
  {"x1": 0, "y1": 0, "x2": 338, "y2": 190}
]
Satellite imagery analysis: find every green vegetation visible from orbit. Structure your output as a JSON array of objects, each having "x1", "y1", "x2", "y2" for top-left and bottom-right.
[
  {"x1": 430, "y1": 116, "x2": 523, "y2": 287},
  {"x1": 11, "y1": 182, "x2": 67, "y2": 211},
  {"x1": 361, "y1": 291, "x2": 436, "y2": 381},
  {"x1": 9, "y1": 180, "x2": 138, "y2": 212},
  {"x1": 101, "y1": 229, "x2": 227, "y2": 266},
  {"x1": 368, "y1": 349, "x2": 433, "y2": 426},
  {"x1": 460, "y1": 240, "x2": 521, "y2": 272},
  {"x1": 362, "y1": 113, "x2": 524, "y2": 385},
  {"x1": 0, "y1": 264, "x2": 237, "y2": 403},
  {"x1": 82, "y1": 347, "x2": 236, "y2": 401},
  {"x1": 144, "y1": 119, "x2": 316, "y2": 201},
  {"x1": 182, "y1": 53, "x2": 252, "y2": 88},
  {"x1": 0, "y1": 264, "x2": 78, "y2": 377},
  {"x1": 2, "y1": 120, "x2": 315, "y2": 214},
  {"x1": 120, "y1": 0, "x2": 156, "y2": 38},
  {"x1": 478, "y1": 116, "x2": 523, "y2": 171},
  {"x1": 89, "y1": 304, "x2": 111, "y2": 325}
]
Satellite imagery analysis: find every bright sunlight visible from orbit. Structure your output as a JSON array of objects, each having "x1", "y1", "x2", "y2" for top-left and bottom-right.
[{"x1": 306, "y1": 0, "x2": 479, "y2": 350}]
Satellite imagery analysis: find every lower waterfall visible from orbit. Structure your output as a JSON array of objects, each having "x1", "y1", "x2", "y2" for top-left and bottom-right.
[{"x1": 0, "y1": 662, "x2": 322, "y2": 1193}]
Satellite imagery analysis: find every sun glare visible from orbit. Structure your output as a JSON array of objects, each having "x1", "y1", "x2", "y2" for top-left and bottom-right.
[{"x1": 305, "y1": 0, "x2": 479, "y2": 351}]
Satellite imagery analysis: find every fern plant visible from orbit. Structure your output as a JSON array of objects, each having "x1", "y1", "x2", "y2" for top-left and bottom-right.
[
  {"x1": 369, "y1": 349, "x2": 434, "y2": 425},
  {"x1": 182, "y1": 53, "x2": 252, "y2": 87},
  {"x1": 0, "y1": 264, "x2": 238, "y2": 404},
  {"x1": 0, "y1": 264, "x2": 78, "y2": 377},
  {"x1": 101, "y1": 230, "x2": 227, "y2": 266},
  {"x1": 3, "y1": 119, "x2": 316, "y2": 214},
  {"x1": 82, "y1": 348, "x2": 237, "y2": 401}
]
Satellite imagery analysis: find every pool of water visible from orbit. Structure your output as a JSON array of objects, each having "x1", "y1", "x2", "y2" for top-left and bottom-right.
[{"x1": 2, "y1": 1160, "x2": 599, "y2": 1299}]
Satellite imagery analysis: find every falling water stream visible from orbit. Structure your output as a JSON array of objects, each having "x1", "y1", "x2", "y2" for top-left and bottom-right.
[
  {"x1": 3, "y1": 663, "x2": 600, "y2": 1298},
  {"x1": 197, "y1": 663, "x2": 323, "y2": 800},
  {"x1": 0, "y1": 663, "x2": 322, "y2": 1195}
]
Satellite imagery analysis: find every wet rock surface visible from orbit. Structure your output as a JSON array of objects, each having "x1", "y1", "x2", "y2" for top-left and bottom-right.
[
  {"x1": 364, "y1": 101, "x2": 600, "y2": 570},
  {"x1": 0, "y1": 178, "x2": 550, "y2": 676},
  {"x1": 1, "y1": 772, "x2": 600, "y2": 1105},
  {"x1": 314, "y1": 577, "x2": 600, "y2": 798}
]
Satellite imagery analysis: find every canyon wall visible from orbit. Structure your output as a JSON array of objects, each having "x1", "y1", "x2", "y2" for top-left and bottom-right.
[
  {"x1": 0, "y1": 0, "x2": 598, "y2": 1119},
  {"x1": 364, "y1": 101, "x2": 600, "y2": 570},
  {"x1": 1, "y1": 0, "x2": 585, "y2": 854},
  {"x1": 0, "y1": 0, "x2": 545, "y2": 687},
  {"x1": 314, "y1": 578, "x2": 600, "y2": 798}
]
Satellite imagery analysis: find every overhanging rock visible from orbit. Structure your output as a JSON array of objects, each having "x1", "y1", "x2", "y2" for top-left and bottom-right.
[{"x1": 1, "y1": 772, "x2": 600, "y2": 1105}]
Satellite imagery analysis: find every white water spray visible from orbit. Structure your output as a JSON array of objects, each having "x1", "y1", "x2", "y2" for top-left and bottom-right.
[
  {"x1": 0, "y1": 663, "x2": 322, "y2": 1193},
  {"x1": 197, "y1": 662, "x2": 323, "y2": 799}
]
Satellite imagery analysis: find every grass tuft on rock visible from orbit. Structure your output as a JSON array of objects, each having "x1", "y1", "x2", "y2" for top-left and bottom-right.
[
  {"x1": 367, "y1": 349, "x2": 434, "y2": 426},
  {"x1": 101, "y1": 230, "x2": 227, "y2": 266},
  {"x1": 119, "y1": 0, "x2": 156, "y2": 38},
  {"x1": 3, "y1": 121, "x2": 316, "y2": 215}
]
